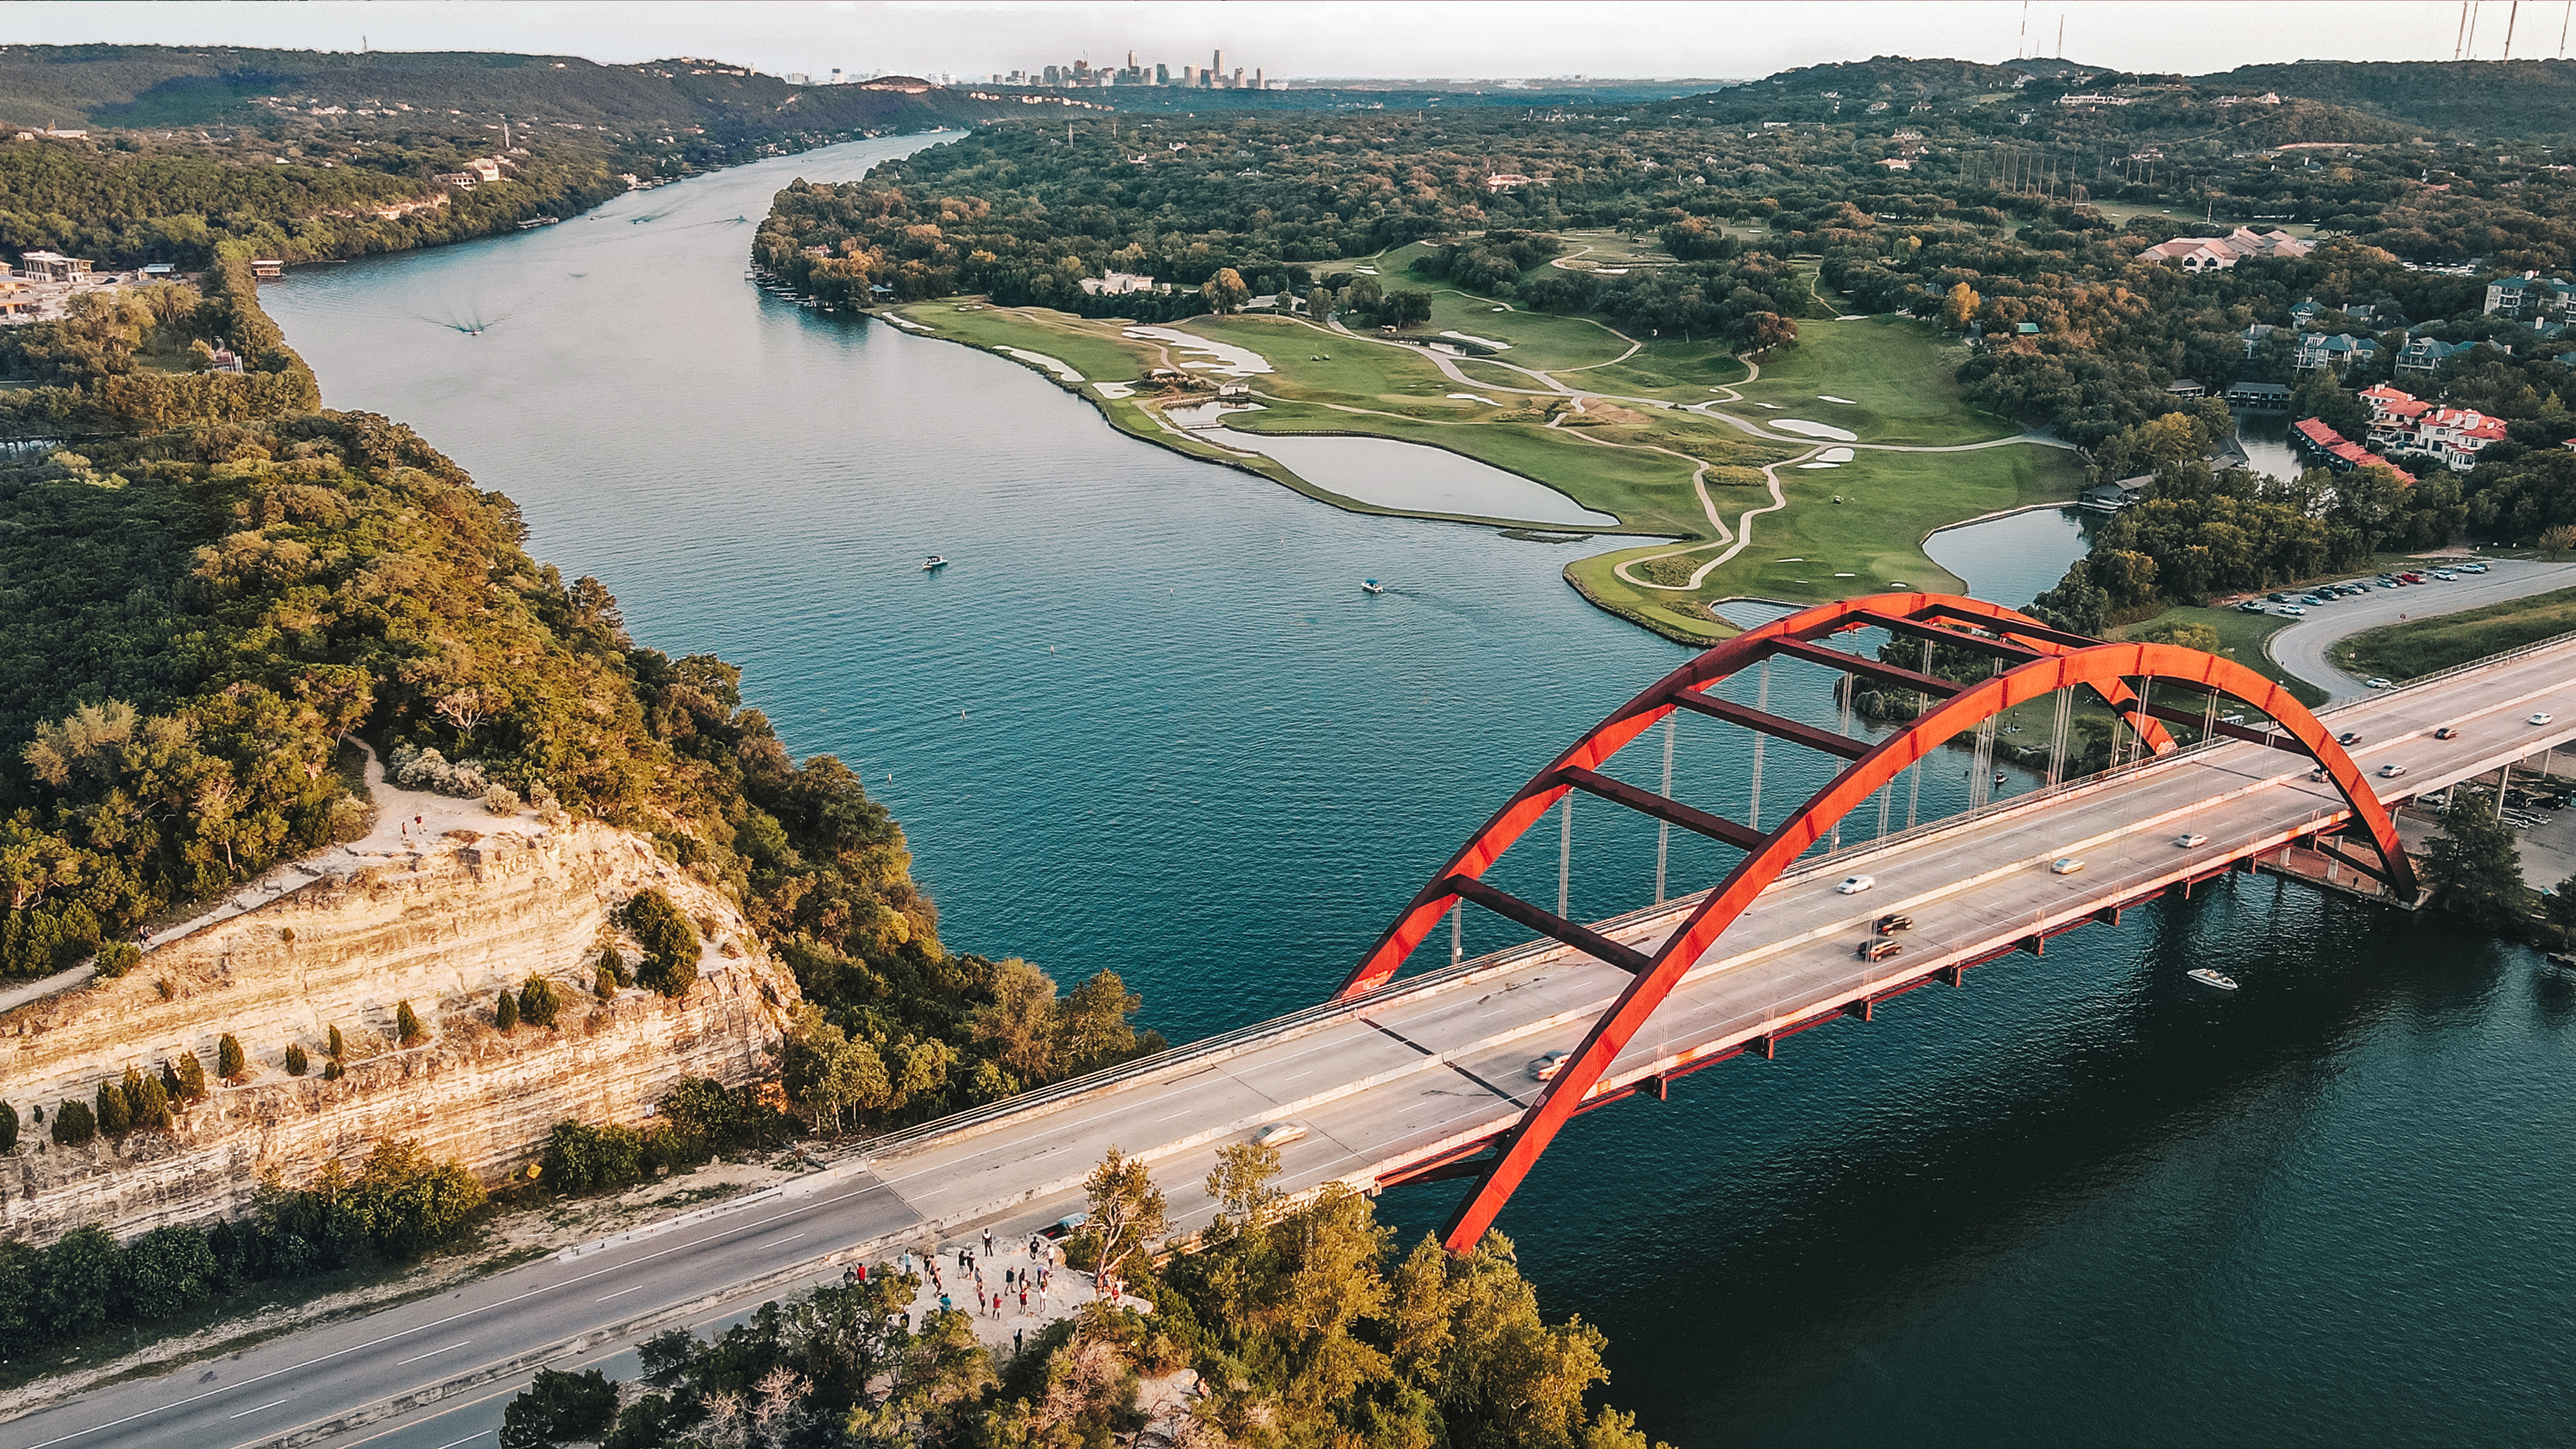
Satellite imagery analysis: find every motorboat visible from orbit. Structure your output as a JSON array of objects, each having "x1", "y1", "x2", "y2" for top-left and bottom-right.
[
  {"x1": 2186, "y1": 968, "x2": 2239, "y2": 991},
  {"x1": 1361, "y1": 579, "x2": 1385, "y2": 594},
  {"x1": 921, "y1": 555, "x2": 948, "y2": 571}
]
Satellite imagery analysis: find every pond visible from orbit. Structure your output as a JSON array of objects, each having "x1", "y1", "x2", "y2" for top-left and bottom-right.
[
  {"x1": 1220, "y1": 427, "x2": 1623, "y2": 529},
  {"x1": 1920, "y1": 504, "x2": 2092, "y2": 607}
]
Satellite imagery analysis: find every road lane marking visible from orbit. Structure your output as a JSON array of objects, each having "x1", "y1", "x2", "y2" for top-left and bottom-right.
[
  {"x1": 434, "y1": 1436, "x2": 491, "y2": 1449},
  {"x1": 229, "y1": 1398, "x2": 291, "y2": 1419},
  {"x1": 395, "y1": 1341, "x2": 470, "y2": 1366},
  {"x1": 758, "y1": 1233, "x2": 806, "y2": 1249},
  {"x1": 596, "y1": 1284, "x2": 648, "y2": 1301}
]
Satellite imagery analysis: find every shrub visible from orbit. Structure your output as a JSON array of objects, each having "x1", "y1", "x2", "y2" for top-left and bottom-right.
[
  {"x1": 394, "y1": 1001, "x2": 424, "y2": 1046},
  {"x1": 92, "y1": 940, "x2": 141, "y2": 979},
  {"x1": 39, "y1": 1226, "x2": 117, "y2": 1336},
  {"x1": 323, "y1": 1056, "x2": 344, "y2": 1081},
  {"x1": 52, "y1": 1098, "x2": 95, "y2": 1146},
  {"x1": 624, "y1": 890, "x2": 699, "y2": 997},
  {"x1": 0, "y1": 1101, "x2": 13, "y2": 1152},
  {"x1": 520, "y1": 974, "x2": 561, "y2": 1029},
  {"x1": 327, "y1": 1024, "x2": 345, "y2": 1060},
  {"x1": 284, "y1": 1042, "x2": 309, "y2": 1075},
  {"x1": 217, "y1": 1033, "x2": 246, "y2": 1080},
  {"x1": 596, "y1": 945, "x2": 631, "y2": 987},
  {"x1": 483, "y1": 784, "x2": 521, "y2": 815},
  {"x1": 96, "y1": 1080, "x2": 132, "y2": 1138},
  {"x1": 594, "y1": 962, "x2": 619, "y2": 1000},
  {"x1": 541, "y1": 1120, "x2": 648, "y2": 1194},
  {"x1": 496, "y1": 989, "x2": 519, "y2": 1031},
  {"x1": 170, "y1": 1050, "x2": 207, "y2": 1102},
  {"x1": 128, "y1": 1067, "x2": 171, "y2": 1131}
]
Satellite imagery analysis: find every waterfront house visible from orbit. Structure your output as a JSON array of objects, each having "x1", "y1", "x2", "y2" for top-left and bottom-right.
[
  {"x1": 250, "y1": 258, "x2": 284, "y2": 280},
  {"x1": 2292, "y1": 416, "x2": 2414, "y2": 481},
  {"x1": 2080, "y1": 474, "x2": 2155, "y2": 513},
  {"x1": 2359, "y1": 383, "x2": 2504, "y2": 470},
  {"x1": 1078, "y1": 270, "x2": 1157, "y2": 296},
  {"x1": 2225, "y1": 380, "x2": 2293, "y2": 407},
  {"x1": 2134, "y1": 227, "x2": 2312, "y2": 273},
  {"x1": 2165, "y1": 379, "x2": 2207, "y2": 399},
  {"x1": 2239, "y1": 322, "x2": 2277, "y2": 358}
]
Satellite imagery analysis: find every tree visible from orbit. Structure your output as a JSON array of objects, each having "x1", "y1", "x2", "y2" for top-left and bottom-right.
[
  {"x1": 96, "y1": 1079, "x2": 132, "y2": 1138},
  {"x1": 128, "y1": 1066, "x2": 171, "y2": 1130},
  {"x1": 285, "y1": 1041, "x2": 309, "y2": 1074},
  {"x1": 326, "y1": 1024, "x2": 345, "y2": 1061},
  {"x1": 1942, "y1": 280, "x2": 1982, "y2": 329},
  {"x1": 520, "y1": 974, "x2": 561, "y2": 1029},
  {"x1": 0, "y1": 1101, "x2": 14, "y2": 1153},
  {"x1": 122, "y1": 1224, "x2": 218, "y2": 1319},
  {"x1": 1079, "y1": 1146, "x2": 1166, "y2": 1299},
  {"x1": 495, "y1": 988, "x2": 518, "y2": 1031},
  {"x1": 2543, "y1": 523, "x2": 2576, "y2": 560},
  {"x1": 498, "y1": 1368, "x2": 619, "y2": 1449},
  {"x1": 1743, "y1": 309, "x2": 1798, "y2": 352},
  {"x1": 780, "y1": 1004, "x2": 890, "y2": 1133},
  {"x1": 2547, "y1": 873, "x2": 2576, "y2": 943},
  {"x1": 1306, "y1": 285, "x2": 1334, "y2": 318},
  {"x1": 394, "y1": 1000, "x2": 425, "y2": 1046},
  {"x1": 594, "y1": 962, "x2": 618, "y2": 999},
  {"x1": 624, "y1": 889, "x2": 699, "y2": 997},
  {"x1": 172, "y1": 1049, "x2": 207, "y2": 1101},
  {"x1": 51, "y1": 1097, "x2": 95, "y2": 1146},
  {"x1": 968, "y1": 958, "x2": 1057, "y2": 1080},
  {"x1": 1384, "y1": 288, "x2": 1434, "y2": 328},
  {"x1": 345, "y1": 1137, "x2": 487, "y2": 1258},
  {"x1": 39, "y1": 1226, "x2": 117, "y2": 1336},
  {"x1": 2424, "y1": 791, "x2": 2528, "y2": 930},
  {"x1": 1056, "y1": 969, "x2": 1143, "y2": 1073},
  {"x1": 217, "y1": 1032, "x2": 246, "y2": 1080},
  {"x1": 1202, "y1": 267, "x2": 1250, "y2": 314}
]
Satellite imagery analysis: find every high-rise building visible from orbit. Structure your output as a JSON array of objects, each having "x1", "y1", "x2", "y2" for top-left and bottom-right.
[
  {"x1": 1209, "y1": 49, "x2": 1223, "y2": 86},
  {"x1": 1233, "y1": 67, "x2": 1244, "y2": 89},
  {"x1": 1155, "y1": 63, "x2": 1170, "y2": 85}
]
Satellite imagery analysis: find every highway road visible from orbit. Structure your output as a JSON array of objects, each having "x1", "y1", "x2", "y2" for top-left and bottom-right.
[
  {"x1": 13, "y1": 636, "x2": 2576, "y2": 1449},
  {"x1": 2262, "y1": 558, "x2": 2576, "y2": 700}
]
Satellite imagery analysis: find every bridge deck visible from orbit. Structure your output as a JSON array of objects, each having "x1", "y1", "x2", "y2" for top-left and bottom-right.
[{"x1": 860, "y1": 638, "x2": 2576, "y2": 1241}]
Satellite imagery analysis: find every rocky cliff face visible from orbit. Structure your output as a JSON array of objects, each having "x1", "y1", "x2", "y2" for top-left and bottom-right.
[{"x1": 0, "y1": 819, "x2": 801, "y2": 1246}]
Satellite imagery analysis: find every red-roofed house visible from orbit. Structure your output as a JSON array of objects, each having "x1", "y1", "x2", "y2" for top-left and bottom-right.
[
  {"x1": 2359, "y1": 385, "x2": 2508, "y2": 470},
  {"x1": 2292, "y1": 416, "x2": 2415, "y2": 482},
  {"x1": 2134, "y1": 227, "x2": 2314, "y2": 273}
]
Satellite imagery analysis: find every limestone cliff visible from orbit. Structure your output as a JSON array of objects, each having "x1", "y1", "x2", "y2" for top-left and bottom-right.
[{"x1": 0, "y1": 817, "x2": 801, "y2": 1246}]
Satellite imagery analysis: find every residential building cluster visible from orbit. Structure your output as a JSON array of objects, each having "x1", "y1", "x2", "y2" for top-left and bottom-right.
[
  {"x1": 2290, "y1": 417, "x2": 2414, "y2": 482},
  {"x1": 2359, "y1": 384, "x2": 2509, "y2": 471},
  {"x1": 2133, "y1": 226, "x2": 2314, "y2": 272},
  {"x1": 995, "y1": 50, "x2": 1274, "y2": 90},
  {"x1": 0, "y1": 250, "x2": 182, "y2": 326}
]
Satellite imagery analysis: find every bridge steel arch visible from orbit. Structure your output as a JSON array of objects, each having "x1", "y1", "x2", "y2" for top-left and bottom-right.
[{"x1": 1335, "y1": 593, "x2": 2416, "y2": 1253}]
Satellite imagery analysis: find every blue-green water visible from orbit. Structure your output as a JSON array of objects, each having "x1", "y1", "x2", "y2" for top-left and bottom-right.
[{"x1": 267, "y1": 138, "x2": 2576, "y2": 1446}]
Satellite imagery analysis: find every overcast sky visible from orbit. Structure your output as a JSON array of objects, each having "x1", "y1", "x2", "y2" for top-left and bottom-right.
[{"x1": 6, "y1": 2, "x2": 2560, "y2": 81}]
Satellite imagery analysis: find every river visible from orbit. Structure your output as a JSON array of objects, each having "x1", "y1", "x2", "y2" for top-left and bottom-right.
[{"x1": 266, "y1": 138, "x2": 2576, "y2": 1447}]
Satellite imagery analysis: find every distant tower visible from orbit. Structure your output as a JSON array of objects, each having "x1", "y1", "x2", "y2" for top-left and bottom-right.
[{"x1": 1210, "y1": 48, "x2": 1223, "y2": 87}]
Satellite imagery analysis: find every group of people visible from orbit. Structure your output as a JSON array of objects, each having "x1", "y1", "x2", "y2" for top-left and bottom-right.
[{"x1": 883, "y1": 1226, "x2": 1068, "y2": 1332}]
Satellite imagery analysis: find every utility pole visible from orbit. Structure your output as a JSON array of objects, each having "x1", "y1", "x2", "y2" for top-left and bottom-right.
[
  {"x1": 2505, "y1": 0, "x2": 2521, "y2": 56},
  {"x1": 2458, "y1": 0, "x2": 2472, "y2": 57}
]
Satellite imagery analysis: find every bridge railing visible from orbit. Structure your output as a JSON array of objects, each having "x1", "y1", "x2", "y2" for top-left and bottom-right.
[{"x1": 2359, "y1": 623, "x2": 2576, "y2": 699}]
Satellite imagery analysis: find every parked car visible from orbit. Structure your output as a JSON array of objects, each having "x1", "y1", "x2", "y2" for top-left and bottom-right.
[
  {"x1": 1042, "y1": 1212, "x2": 1089, "y2": 1241},
  {"x1": 2266, "y1": 592, "x2": 2290, "y2": 603},
  {"x1": 1835, "y1": 875, "x2": 1875, "y2": 894},
  {"x1": 2376, "y1": 580, "x2": 2397, "y2": 589},
  {"x1": 2435, "y1": 725, "x2": 2461, "y2": 740},
  {"x1": 2433, "y1": 570, "x2": 2457, "y2": 580},
  {"x1": 2531, "y1": 712, "x2": 2556, "y2": 725},
  {"x1": 1252, "y1": 1122, "x2": 1309, "y2": 1149},
  {"x1": 1858, "y1": 938, "x2": 1905, "y2": 962},
  {"x1": 2276, "y1": 605, "x2": 2307, "y2": 616},
  {"x1": 2462, "y1": 563, "x2": 2490, "y2": 573},
  {"x1": 2238, "y1": 600, "x2": 2268, "y2": 614},
  {"x1": 2175, "y1": 833, "x2": 2209, "y2": 847},
  {"x1": 2379, "y1": 763, "x2": 2410, "y2": 778},
  {"x1": 1875, "y1": 912, "x2": 1915, "y2": 934},
  {"x1": 2336, "y1": 731, "x2": 2363, "y2": 746},
  {"x1": 1528, "y1": 1051, "x2": 1571, "y2": 1082},
  {"x1": 2365, "y1": 677, "x2": 2393, "y2": 689},
  {"x1": 2048, "y1": 857, "x2": 2085, "y2": 875}
]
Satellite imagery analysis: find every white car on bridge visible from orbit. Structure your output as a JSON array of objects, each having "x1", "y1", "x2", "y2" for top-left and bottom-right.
[{"x1": 1835, "y1": 875, "x2": 1875, "y2": 894}]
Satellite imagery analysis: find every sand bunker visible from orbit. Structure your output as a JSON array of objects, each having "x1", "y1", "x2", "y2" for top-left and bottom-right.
[
  {"x1": 1818, "y1": 394, "x2": 1859, "y2": 405},
  {"x1": 1440, "y1": 330, "x2": 1513, "y2": 351},
  {"x1": 999, "y1": 347, "x2": 1084, "y2": 383},
  {"x1": 1123, "y1": 326, "x2": 1273, "y2": 377},
  {"x1": 1774, "y1": 419, "x2": 1859, "y2": 441},
  {"x1": 1818, "y1": 446, "x2": 1855, "y2": 462}
]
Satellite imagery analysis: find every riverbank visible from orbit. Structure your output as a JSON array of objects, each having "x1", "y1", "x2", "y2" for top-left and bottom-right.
[{"x1": 868, "y1": 278, "x2": 2082, "y2": 646}]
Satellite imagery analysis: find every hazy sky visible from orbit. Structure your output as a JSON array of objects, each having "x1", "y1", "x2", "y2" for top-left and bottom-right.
[{"x1": 5, "y1": 2, "x2": 2561, "y2": 81}]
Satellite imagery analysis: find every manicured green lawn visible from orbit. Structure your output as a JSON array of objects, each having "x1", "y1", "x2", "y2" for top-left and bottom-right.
[
  {"x1": 2333, "y1": 584, "x2": 2576, "y2": 682},
  {"x1": 1730, "y1": 317, "x2": 2017, "y2": 446},
  {"x1": 1569, "y1": 338, "x2": 1751, "y2": 402},
  {"x1": 2113, "y1": 604, "x2": 2321, "y2": 706},
  {"x1": 1567, "y1": 440, "x2": 2085, "y2": 640},
  {"x1": 1184, "y1": 314, "x2": 1483, "y2": 419}
]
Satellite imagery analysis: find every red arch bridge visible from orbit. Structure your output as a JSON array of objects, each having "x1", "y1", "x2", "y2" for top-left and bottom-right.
[{"x1": 848, "y1": 594, "x2": 2574, "y2": 1252}]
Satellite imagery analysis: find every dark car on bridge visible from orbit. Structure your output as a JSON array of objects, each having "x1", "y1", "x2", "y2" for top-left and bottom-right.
[
  {"x1": 1858, "y1": 938, "x2": 1904, "y2": 962},
  {"x1": 1874, "y1": 912, "x2": 1914, "y2": 934}
]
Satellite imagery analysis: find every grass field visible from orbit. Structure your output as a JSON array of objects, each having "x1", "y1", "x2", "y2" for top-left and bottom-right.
[
  {"x1": 1730, "y1": 317, "x2": 2017, "y2": 446},
  {"x1": 2333, "y1": 584, "x2": 2576, "y2": 682},
  {"x1": 2114, "y1": 604, "x2": 2322, "y2": 706},
  {"x1": 886, "y1": 254, "x2": 2080, "y2": 646}
]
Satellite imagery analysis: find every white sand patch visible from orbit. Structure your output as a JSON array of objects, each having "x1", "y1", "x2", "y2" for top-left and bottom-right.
[
  {"x1": 1817, "y1": 446, "x2": 1855, "y2": 462},
  {"x1": 1835, "y1": 572, "x2": 1859, "y2": 578},
  {"x1": 1775, "y1": 419, "x2": 1859, "y2": 441},
  {"x1": 1441, "y1": 329, "x2": 1513, "y2": 350},
  {"x1": 1752, "y1": 401, "x2": 1783, "y2": 409},
  {"x1": 1094, "y1": 382, "x2": 1135, "y2": 399},
  {"x1": 1353, "y1": 265, "x2": 1379, "y2": 275},
  {"x1": 878, "y1": 314, "x2": 931, "y2": 332},
  {"x1": 1123, "y1": 326, "x2": 1274, "y2": 376},
  {"x1": 1797, "y1": 462, "x2": 1841, "y2": 470},
  {"x1": 998, "y1": 347, "x2": 1084, "y2": 383},
  {"x1": 1836, "y1": 313, "x2": 1866, "y2": 320},
  {"x1": 1490, "y1": 306, "x2": 1510, "y2": 312},
  {"x1": 1447, "y1": 393, "x2": 1500, "y2": 405},
  {"x1": 1818, "y1": 394, "x2": 1859, "y2": 404}
]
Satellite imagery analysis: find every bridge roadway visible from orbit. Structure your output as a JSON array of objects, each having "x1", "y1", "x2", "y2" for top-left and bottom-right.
[{"x1": 13, "y1": 639, "x2": 2576, "y2": 1449}]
